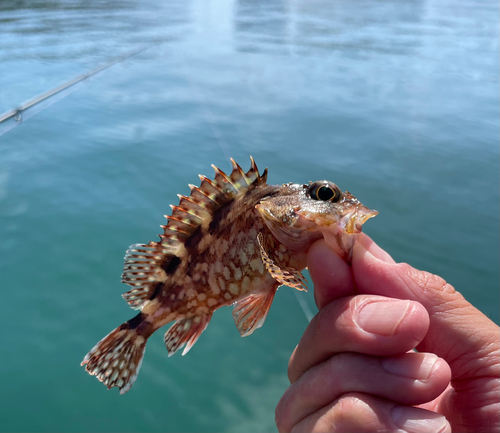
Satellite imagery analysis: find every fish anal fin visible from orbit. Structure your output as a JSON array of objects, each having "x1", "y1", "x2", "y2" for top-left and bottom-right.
[
  {"x1": 232, "y1": 287, "x2": 278, "y2": 337},
  {"x1": 257, "y1": 233, "x2": 308, "y2": 292},
  {"x1": 164, "y1": 314, "x2": 212, "y2": 356}
]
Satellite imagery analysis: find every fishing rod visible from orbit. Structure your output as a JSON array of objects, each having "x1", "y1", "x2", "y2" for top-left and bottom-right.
[{"x1": 0, "y1": 43, "x2": 160, "y2": 137}]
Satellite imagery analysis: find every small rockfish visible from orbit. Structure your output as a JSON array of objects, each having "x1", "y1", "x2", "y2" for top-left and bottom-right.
[{"x1": 81, "y1": 158, "x2": 377, "y2": 394}]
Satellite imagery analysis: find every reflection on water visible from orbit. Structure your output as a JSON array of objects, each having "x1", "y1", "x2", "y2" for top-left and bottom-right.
[
  {"x1": 235, "y1": 0, "x2": 288, "y2": 48},
  {"x1": 234, "y1": 0, "x2": 428, "y2": 55},
  {"x1": 0, "y1": 0, "x2": 498, "y2": 432}
]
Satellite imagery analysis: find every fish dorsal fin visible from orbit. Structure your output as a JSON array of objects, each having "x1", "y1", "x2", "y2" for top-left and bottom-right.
[
  {"x1": 121, "y1": 242, "x2": 179, "y2": 309},
  {"x1": 121, "y1": 157, "x2": 267, "y2": 309},
  {"x1": 164, "y1": 314, "x2": 212, "y2": 356},
  {"x1": 257, "y1": 232, "x2": 308, "y2": 292},
  {"x1": 232, "y1": 287, "x2": 278, "y2": 337}
]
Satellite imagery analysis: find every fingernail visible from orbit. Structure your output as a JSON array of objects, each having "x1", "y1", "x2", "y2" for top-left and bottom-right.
[
  {"x1": 391, "y1": 406, "x2": 451, "y2": 433},
  {"x1": 358, "y1": 234, "x2": 396, "y2": 264},
  {"x1": 357, "y1": 300, "x2": 411, "y2": 336},
  {"x1": 382, "y1": 353, "x2": 438, "y2": 381}
]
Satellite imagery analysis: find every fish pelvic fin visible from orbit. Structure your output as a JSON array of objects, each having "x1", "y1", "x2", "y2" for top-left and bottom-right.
[
  {"x1": 164, "y1": 314, "x2": 212, "y2": 357},
  {"x1": 81, "y1": 314, "x2": 148, "y2": 395}
]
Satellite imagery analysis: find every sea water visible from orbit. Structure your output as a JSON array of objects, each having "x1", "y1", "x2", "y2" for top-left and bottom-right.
[{"x1": 0, "y1": 0, "x2": 498, "y2": 431}]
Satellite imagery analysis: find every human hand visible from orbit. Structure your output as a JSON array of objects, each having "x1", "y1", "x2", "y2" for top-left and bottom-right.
[{"x1": 275, "y1": 234, "x2": 500, "y2": 433}]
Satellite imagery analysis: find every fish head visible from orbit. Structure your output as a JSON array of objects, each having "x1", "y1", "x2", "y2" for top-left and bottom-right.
[{"x1": 256, "y1": 181, "x2": 378, "y2": 262}]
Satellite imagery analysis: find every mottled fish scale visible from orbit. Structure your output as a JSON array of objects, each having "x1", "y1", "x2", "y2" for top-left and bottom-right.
[{"x1": 81, "y1": 157, "x2": 377, "y2": 394}]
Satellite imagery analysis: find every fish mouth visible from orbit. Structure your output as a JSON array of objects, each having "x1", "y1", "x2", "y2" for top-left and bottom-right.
[{"x1": 343, "y1": 206, "x2": 378, "y2": 234}]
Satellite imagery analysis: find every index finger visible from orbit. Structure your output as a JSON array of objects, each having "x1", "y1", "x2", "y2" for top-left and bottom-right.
[{"x1": 307, "y1": 239, "x2": 356, "y2": 309}]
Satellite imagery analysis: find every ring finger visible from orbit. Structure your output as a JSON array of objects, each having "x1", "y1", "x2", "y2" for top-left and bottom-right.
[{"x1": 285, "y1": 393, "x2": 451, "y2": 433}]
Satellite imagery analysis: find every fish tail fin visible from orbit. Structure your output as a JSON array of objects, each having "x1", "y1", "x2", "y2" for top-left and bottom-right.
[{"x1": 81, "y1": 315, "x2": 147, "y2": 394}]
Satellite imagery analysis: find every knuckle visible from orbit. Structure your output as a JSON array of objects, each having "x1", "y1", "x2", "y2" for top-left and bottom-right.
[
  {"x1": 274, "y1": 401, "x2": 285, "y2": 432},
  {"x1": 316, "y1": 296, "x2": 354, "y2": 335},
  {"x1": 336, "y1": 392, "x2": 370, "y2": 413},
  {"x1": 398, "y1": 263, "x2": 453, "y2": 295},
  {"x1": 275, "y1": 394, "x2": 292, "y2": 433},
  {"x1": 334, "y1": 393, "x2": 392, "y2": 433},
  {"x1": 315, "y1": 303, "x2": 336, "y2": 335},
  {"x1": 275, "y1": 385, "x2": 304, "y2": 433}
]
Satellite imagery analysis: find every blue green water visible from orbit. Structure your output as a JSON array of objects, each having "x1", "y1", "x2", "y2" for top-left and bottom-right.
[{"x1": 0, "y1": 0, "x2": 498, "y2": 431}]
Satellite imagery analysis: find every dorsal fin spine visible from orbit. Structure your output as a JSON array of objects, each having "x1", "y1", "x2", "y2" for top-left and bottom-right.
[
  {"x1": 211, "y1": 165, "x2": 238, "y2": 196},
  {"x1": 250, "y1": 156, "x2": 258, "y2": 171},
  {"x1": 229, "y1": 158, "x2": 251, "y2": 187},
  {"x1": 166, "y1": 214, "x2": 194, "y2": 224},
  {"x1": 169, "y1": 205, "x2": 203, "y2": 222},
  {"x1": 198, "y1": 175, "x2": 223, "y2": 200},
  {"x1": 177, "y1": 195, "x2": 211, "y2": 216},
  {"x1": 188, "y1": 184, "x2": 218, "y2": 205},
  {"x1": 166, "y1": 214, "x2": 198, "y2": 227},
  {"x1": 162, "y1": 224, "x2": 191, "y2": 236},
  {"x1": 259, "y1": 168, "x2": 268, "y2": 184}
]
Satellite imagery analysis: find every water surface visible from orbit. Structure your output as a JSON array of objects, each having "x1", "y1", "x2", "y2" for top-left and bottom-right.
[{"x1": 0, "y1": 0, "x2": 498, "y2": 431}]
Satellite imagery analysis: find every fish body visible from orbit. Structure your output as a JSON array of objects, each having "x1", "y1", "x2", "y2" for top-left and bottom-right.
[{"x1": 81, "y1": 158, "x2": 377, "y2": 394}]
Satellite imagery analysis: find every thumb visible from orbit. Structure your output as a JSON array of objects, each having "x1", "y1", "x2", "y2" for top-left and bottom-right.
[{"x1": 352, "y1": 234, "x2": 500, "y2": 432}]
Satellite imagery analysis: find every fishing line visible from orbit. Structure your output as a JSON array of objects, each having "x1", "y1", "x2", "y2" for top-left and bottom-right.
[
  {"x1": 0, "y1": 42, "x2": 161, "y2": 138},
  {"x1": 293, "y1": 288, "x2": 314, "y2": 322}
]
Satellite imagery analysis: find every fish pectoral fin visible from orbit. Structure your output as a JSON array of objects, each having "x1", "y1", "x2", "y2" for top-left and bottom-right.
[
  {"x1": 257, "y1": 232, "x2": 308, "y2": 292},
  {"x1": 232, "y1": 287, "x2": 278, "y2": 337},
  {"x1": 164, "y1": 314, "x2": 212, "y2": 357}
]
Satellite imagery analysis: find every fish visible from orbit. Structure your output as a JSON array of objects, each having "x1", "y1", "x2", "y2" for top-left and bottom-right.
[{"x1": 81, "y1": 157, "x2": 377, "y2": 394}]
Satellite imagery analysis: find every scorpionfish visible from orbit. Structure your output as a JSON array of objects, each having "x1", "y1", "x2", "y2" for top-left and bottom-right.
[{"x1": 82, "y1": 157, "x2": 377, "y2": 394}]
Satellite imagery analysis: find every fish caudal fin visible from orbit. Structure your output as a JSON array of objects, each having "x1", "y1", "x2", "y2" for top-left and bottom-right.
[{"x1": 81, "y1": 318, "x2": 147, "y2": 394}]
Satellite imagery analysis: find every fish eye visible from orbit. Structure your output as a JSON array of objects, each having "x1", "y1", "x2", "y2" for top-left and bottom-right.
[{"x1": 308, "y1": 181, "x2": 342, "y2": 203}]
